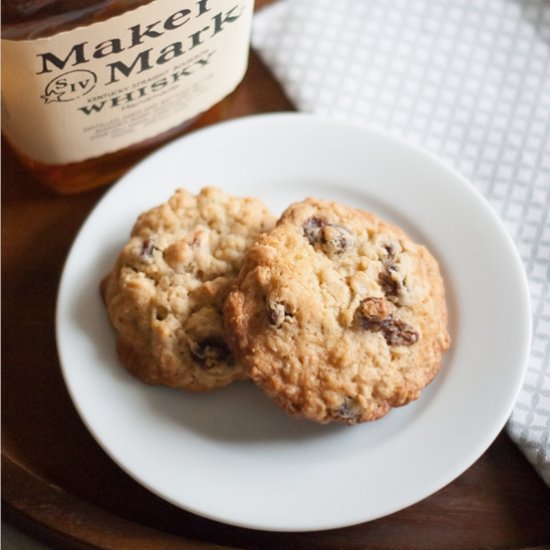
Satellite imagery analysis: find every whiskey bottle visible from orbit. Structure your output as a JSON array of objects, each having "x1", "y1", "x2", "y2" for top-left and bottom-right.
[{"x1": 1, "y1": 0, "x2": 254, "y2": 193}]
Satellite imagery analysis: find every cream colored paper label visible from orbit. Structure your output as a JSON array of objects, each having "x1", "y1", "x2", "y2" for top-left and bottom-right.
[{"x1": 1, "y1": 0, "x2": 253, "y2": 164}]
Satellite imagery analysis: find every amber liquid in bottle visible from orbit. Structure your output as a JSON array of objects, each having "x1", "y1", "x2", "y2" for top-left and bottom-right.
[
  {"x1": 10, "y1": 100, "x2": 228, "y2": 194},
  {"x1": 2, "y1": 0, "x2": 248, "y2": 193}
]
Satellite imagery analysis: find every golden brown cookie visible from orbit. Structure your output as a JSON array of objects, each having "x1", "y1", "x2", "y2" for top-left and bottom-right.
[
  {"x1": 224, "y1": 198, "x2": 450, "y2": 422},
  {"x1": 102, "y1": 187, "x2": 276, "y2": 392}
]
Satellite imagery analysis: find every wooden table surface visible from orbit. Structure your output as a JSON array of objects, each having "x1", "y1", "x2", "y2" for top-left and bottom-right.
[{"x1": 3, "y1": 2, "x2": 550, "y2": 548}]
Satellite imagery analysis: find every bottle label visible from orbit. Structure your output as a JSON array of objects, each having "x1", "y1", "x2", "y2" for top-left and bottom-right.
[{"x1": 1, "y1": 0, "x2": 253, "y2": 165}]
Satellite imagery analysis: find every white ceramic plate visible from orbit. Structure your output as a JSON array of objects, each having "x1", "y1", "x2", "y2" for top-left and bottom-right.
[{"x1": 56, "y1": 113, "x2": 531, "y2": 532}]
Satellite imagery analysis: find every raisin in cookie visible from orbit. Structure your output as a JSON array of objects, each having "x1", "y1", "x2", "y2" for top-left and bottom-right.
[
  {"x1": 224, "y1": 198, "x2": 450, "y2": 423},
  {"x1": 101, "y1": 187, "x2": 276, "y2": 392}
]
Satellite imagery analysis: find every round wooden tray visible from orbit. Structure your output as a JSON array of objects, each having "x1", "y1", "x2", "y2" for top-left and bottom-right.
[{"x1": 3, "y1": 35, "x2": 550, "y2": 549}]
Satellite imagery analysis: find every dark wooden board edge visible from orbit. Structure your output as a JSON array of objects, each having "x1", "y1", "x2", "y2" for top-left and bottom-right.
[{"x1": 2, "y1": 456, "x2": 236, "y2": 550}]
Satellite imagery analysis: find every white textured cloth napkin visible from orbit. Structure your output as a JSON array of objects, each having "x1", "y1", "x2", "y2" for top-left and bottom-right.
[{"x1": 252, "y1": 0, "x2": 550, "y2": 485}]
